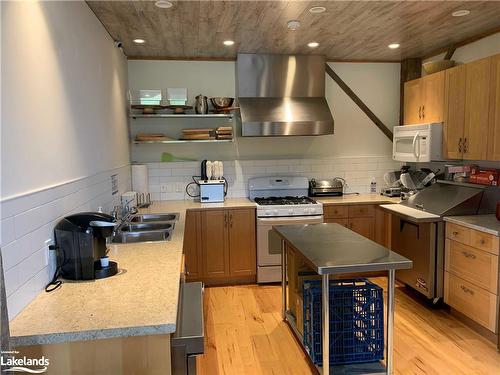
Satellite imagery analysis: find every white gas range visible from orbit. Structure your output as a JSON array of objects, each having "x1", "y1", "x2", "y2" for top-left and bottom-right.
[{"x1": 248, "y1": 177, "x2": 324, "y2": 283}]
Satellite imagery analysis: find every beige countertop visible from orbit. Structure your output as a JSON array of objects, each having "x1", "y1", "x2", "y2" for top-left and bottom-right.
[
  {"x1": 9, "y1": 195, "x2": 396, "y2": 347},
  {"x1": 316, "y1": 193, "x2": 400, "y2": 205},
  {"x1": 444, "y1": 215, "x2": 500, "y2": 236}
]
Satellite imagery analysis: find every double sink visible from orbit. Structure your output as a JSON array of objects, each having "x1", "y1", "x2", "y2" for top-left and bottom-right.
[{"x1": 113, "y1": 213, "x2": 179, "y2": 243}]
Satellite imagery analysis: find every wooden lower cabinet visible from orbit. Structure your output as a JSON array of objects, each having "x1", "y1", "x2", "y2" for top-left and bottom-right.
[
  {"x1": 184, "y1": 208, "x2": 256, "y2": 285},
  {"x1": 323, "y1": 204, "x2": 390, "y2": 246},
  {"x1": 444, "y1": 222, "x2": 500, "y2": 334}
]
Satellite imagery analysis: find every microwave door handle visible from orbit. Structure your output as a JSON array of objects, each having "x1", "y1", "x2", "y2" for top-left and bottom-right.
[{"x1": 412, "y1": 131, "x2": 420, "y2": 158}]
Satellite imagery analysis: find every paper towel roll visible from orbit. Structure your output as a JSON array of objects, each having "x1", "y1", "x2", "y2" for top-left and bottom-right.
[{"x1": 131, "y1": 164, "x2": 149, "y2": 194}]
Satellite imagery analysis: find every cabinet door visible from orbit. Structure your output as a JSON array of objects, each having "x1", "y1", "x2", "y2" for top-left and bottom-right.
[
  {"x1": 464, "y1": 57, "x2": 491, "y2": 160},
  {"x1": 404, "y1": 78, "x2": 423, "y2": 125},
  {"x1": 422, "y1": 71, "x2": 445, "y2": 123},
  {"x1": 443, "y1": 65, "x2": 466, "y2": 159},
  {"x1": 348, "y1": 218, "x2": 375, "y2": 241},
  {"x1": 375, "y1": 206, "x2": 390, "y2": 248},
  {"x1": 201, "y1": 209, "x2": 229, "y2": 279},
  {"x1": 183, "y1": 210, "x2": 203, "y2": 281},
  {"x1": 487, "y1": 54, "x2": 500, "y2": 160},
  {"x1": 227, "y1": 209, "x2": 256, "y2": 277}
]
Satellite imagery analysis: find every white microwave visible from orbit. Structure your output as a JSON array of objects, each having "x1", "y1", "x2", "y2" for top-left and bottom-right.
[{"x1": 393, "y1": 123, "x2": 443, "y2": 162}]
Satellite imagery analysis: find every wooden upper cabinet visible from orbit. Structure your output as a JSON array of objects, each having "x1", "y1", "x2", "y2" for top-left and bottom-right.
[
  {"x1": 422, "y1": 71, "x2": 445, "y2": 123},
  {"x1": 487, "y1": 54, "x2": 500, "y2": 161},
  {"x1": 227, "y1": 208, "x2": 256, "y2": 277},
  {"x1": 463, "y1": 57, "x2": 491, "y2": 160},
  {"x1": 403, "y1": 72, "x2": 445, "y2": 125},
  {"x1": 403, "y1": 78, "x2": 423, "y2": 124},
  {"x1": 201, "y1": 209, "x2": 229, "y2": 279},
  {"x1": 443, "y1": 65, "x2": 467, "y2": 159}
]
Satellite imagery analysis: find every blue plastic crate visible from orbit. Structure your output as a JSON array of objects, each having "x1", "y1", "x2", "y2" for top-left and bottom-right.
[{"x1": 303, "y1": 278, "x2": 384, "y2": 366}]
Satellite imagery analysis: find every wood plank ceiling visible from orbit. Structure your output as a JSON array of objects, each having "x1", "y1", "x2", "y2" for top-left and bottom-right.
[{"x1": 87, "y1": 1, "x2": 500, "y2": 61}]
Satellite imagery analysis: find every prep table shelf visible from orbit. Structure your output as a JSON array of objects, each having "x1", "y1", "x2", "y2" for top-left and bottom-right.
[{"x1": 133, "y1": 139, "x2": 234, "y2": 144}]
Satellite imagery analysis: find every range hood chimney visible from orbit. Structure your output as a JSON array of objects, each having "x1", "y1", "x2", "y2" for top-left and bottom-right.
[{"x1": 236, "y1": 53, "x2": 334, "y2": 137}]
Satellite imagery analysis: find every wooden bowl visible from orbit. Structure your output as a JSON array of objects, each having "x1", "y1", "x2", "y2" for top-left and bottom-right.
[{"x1": 422, "y1": 60, "x2": 455, "y2": 75}]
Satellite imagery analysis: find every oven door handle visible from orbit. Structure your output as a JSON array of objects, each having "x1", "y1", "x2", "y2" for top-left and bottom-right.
[{"x1": 257, "y1": 215, "x2": 324, "y2": 223}]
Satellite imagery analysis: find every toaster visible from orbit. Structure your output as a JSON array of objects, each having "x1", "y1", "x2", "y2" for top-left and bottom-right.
[{"x1": 308, "y1": 178, "x2": 344, "y2": 197}]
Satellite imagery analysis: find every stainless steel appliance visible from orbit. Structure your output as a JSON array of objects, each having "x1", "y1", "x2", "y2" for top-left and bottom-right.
[
  {"x1": 249, "y1": 176, "x2": 324, "y2": 283},
  {"x1": 380, "y1": 180, "x2": 500, "y2": 302},
  {"x1": 393, "y1": 123, "x2": 444, "y2": 162},
  {"x1": 237, "y1": 53, "x2": 334, "y2": 136},
  {"x1": 308, "y1": 178, "x2": 344, "y2": 197},
  {"x1": 171, "y1": 281, "x2": 204, "y2": 375}
]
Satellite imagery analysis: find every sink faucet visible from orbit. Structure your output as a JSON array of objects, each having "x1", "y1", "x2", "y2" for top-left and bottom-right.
[{"x1": 111, "y1": 204, "x2": 137, "y2": 221}]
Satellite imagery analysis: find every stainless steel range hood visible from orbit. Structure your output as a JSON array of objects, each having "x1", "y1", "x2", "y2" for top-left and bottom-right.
[{"x1": 236, "y1": 53, "x2": 334, "y2": 137}]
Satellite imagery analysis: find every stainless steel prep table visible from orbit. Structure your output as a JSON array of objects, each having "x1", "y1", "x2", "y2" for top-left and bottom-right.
[{"x1": 273, "y1": 223, "x2": 412, "y2": 375}]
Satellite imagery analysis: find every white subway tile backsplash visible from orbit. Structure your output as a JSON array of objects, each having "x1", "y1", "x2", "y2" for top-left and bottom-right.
[
  {"x1": 0, "y1": 165, "x2": 131, "y2": 319},
  {"x1": 147, "y1": 156, "x2": 402, "y2": 200}
]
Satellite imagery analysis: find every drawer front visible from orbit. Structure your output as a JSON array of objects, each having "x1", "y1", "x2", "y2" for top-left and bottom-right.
[
  {"x1": 348, "y1": 204, "x2": 375, "y2": 218},
  {"x1": 470, "y1": 230, "x2": 499, "y2": 256},
  {"x1": 444, "y1": 272, "x2": 497, "y2": 333},
  {"x1": 446, "y1": 222, "x2": 471, "y2": 245},
  {"x1": 445, "y1": 239, "x2": 498, "y2": 294},
  {"x1": 323, "y1": 205, "x2": 348, "y2": 219},
  {"x1": 324, "y1": 218, "x2": 349, "y2": 227}
]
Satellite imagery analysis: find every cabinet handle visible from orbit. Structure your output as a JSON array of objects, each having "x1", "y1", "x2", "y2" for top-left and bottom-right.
[
  {"x1": 458, "y1": 138, "x2": 462, "y2": 153},
  {"x1": 224, "y1": 213, "x2": 228, "y2": 227},
  {"x1": 479, "y1": 239, "x2": 486, "y2": 245},
  {"x1": 422, "y1": 105, "x2": 425, "y2": 118},
  {"x1": 418, "y1": 106, "x2": 422, "y2": 119},
  {"x1": 460, "y1": 285, "x2": 474, "y2": 295},
  {"x1": 461, "y1": 251, "x2": 476, "y2": 259},
  {"x1": 463, "y1": 138, "x2": 468, "y2": 153},
  {"x1": 452, "y1": 231, "x2": 459, "y2": 236},
  {"x1": 229, "y1": 213, "x2": 233, "y2": 228}
]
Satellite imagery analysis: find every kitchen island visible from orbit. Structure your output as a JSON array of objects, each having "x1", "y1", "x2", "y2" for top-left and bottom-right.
[{"x1": 274, "y1": 223, "x2": 412, "y2": 375}]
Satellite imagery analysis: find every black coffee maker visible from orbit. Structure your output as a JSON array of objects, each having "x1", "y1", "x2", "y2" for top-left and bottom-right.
[{"x1": 54, "y1": 212, "x2": 118, "y2": 280}]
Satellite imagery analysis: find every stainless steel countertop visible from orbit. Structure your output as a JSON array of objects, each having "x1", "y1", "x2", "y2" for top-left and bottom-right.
[
  {"x1": 273, "y1": 223, "x2": 413, "y2": 275},
  {"x1": 444, "y1": 214, "x2": 500, "y2": 236}
]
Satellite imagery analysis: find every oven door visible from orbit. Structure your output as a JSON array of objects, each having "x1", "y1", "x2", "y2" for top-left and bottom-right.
[{"x1": 257, "y1": 215, "x2": 324, "y2": 267}]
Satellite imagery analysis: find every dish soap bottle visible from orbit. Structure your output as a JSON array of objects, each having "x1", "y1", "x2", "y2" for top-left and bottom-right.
[{"x1": 370, "y1": 177, "x2": 377, "y2": 193}]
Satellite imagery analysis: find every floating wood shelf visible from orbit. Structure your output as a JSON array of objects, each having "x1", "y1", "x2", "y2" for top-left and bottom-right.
[
  {"x1": 129, "y1": 113, "x2": 234, "y2": 119},
  {"x1": 133, "y1": 139, "x2": 234, "y2": 144}
]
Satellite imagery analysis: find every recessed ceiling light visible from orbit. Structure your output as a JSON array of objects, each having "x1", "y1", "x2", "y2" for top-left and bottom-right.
[
  {"x1": 309, "y1": 6, "x2": 326, "y2": 14},
  {"x1": 155, "y1": 0, "x2": 173, "y2": 9},
  {"x1": 452, "y1": 9, "x2": 471, "y2": 17},
  {"x1": 388, "y1": 43, "x2": 400, "y2": 49},
  {"x1": 287, "y1": 20, "x2": 301, "y2": 31},
  {"x1": 308, "y1": 42, "x2": 319, "y2": 48},
  {"x1": 223, "y1": 40, "x2": 235, "y2": 46},
  {"x1": 133, "y1": 39, "x2": 146, "y2": 44}
]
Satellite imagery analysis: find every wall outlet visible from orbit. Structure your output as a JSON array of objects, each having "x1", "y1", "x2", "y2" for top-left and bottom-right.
[
  {"x1": 175, "y1": 183, "x2": 184, "y2": 193},
  {"x1": 45, "y1": 239, "x2": 55, "y2": 267}
]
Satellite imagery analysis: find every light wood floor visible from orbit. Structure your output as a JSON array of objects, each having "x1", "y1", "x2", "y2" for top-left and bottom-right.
[{"x1": 197, "y1": 279, "x2": 500, "y2": 375}]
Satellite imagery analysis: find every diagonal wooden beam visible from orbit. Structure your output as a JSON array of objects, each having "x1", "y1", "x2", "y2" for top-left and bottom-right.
[
  {"x1": 325, "y1": 64, "x2": 393, "y2": 141},
  {"x1": 444, "y1": 46, "x2": 456, "y2": 60}
]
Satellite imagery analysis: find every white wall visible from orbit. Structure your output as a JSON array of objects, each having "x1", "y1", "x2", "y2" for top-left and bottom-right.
[
  {"x1": 0, "y1": 1, "x2": 131, "y2": 318},
  {"x1": 423, "y1": 32, "x2": 500, "y2": 68},
  {"x1": 1, "y1": 1, "x2": 130, "y2": 199},
  {"x1": 128, "y1": 60, "x2": 400, "y2": 162}
]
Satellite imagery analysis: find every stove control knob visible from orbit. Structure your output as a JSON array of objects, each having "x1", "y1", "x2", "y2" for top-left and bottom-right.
[
  {"x1": 288, "y1": 208, "x2": 294, "y2": 215},
  {"x1": 304, "y1": 208, "x2": 310, "y2": 214},
  {"x1": 273, "y1": 209, "x2": 279, "y2": 215},
  {"x1": 265, "y1": 210, "x2": 271, "y2": 216}
]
